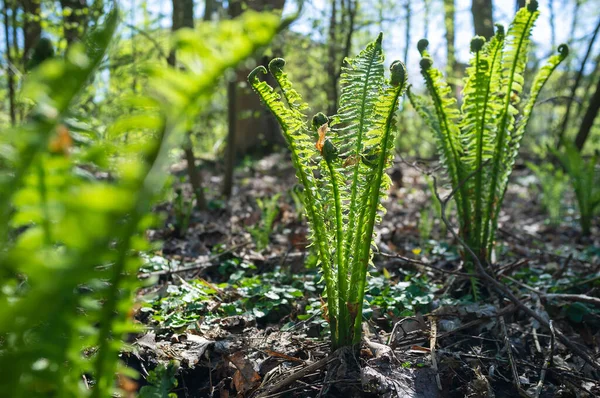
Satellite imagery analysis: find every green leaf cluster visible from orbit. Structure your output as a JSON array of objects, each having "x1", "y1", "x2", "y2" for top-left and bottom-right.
[
  {"x1": 409, "y1": 1, "x2": 568, "y2": 282},
  {"x1": 249, "y1": 34, "x2": 408, "y2": 348}
]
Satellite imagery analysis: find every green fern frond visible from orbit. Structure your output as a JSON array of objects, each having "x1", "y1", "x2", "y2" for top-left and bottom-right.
[
  {"x1": 416, "y1": 41, "x2": 470, "y2": 232},
  {"x1": 249, "y1": 64, "x2": 339, "y2": 338},
  {"x1": 348, "y1": 60, "x2": 407, "y2": 343},
  {"x1": 332, "y1": 34, "x2": 386, "y2": 284},
  {"x1": 249, "y1": 36, "x2": 407, "y2": 349},
  {"x1": 482, "y1": 1, "x2": 540, "y2": 255},
  {"x1": 412, "y1": 1, "x2": 566, "y2": 292},
  {"x1": 507, "y1": 44, "x2": 569, "y2": 176}
]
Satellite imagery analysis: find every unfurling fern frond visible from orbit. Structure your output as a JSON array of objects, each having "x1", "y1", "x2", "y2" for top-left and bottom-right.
[
  {"x1": 249, "y1": 36, "x2": 407, "y2": 349},
  {"x1": 412, "y1": 0, "x2": 567, "y2": 290},
  {"x1": 249, "y1": 63, "x2": 339, "y2": 338}
]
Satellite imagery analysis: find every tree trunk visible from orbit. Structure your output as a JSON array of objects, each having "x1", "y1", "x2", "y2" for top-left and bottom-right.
[
  {"x1": 3, "y1": 0, "x2": 16, "y2": 125},
  {"x1": 170, "y1": 0, "x2": 207, "y2": 210},
  {"x1": 443, "y1": 0, "x2": 456, "y2": 76},
  {"x1": 21, "y1": 0, "x2": 41, "y2": 59},
  {"x1": 59, "y1": 0, "x2": 89, "y2": 45},
  {"x1": 222, "y1": 0, "x2": 286, "y2": 196},
  {"x1": 326, "y1": 0, "x2": 356, "y2": 116},
  {"x1": 471, "y1": 0, "x2": 494, "y2": 40},
  {"x1": 222, "y1": 0, "x2": 242, "y2": 197},
  {"x1": 557, "y1": 15, "x2": 600, "y2": 148},
  {"x1": 327, "y1": 0, "x2": 338, "y2": 116},
  {"x1": 574, "y1": 73, "x2": 600, "y2": 151}
]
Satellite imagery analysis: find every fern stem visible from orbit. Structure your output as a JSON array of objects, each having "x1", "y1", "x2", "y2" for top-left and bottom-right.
[
  {"x1": 349, "y1": 85, "x2": 403, "y2": 345},
  {"x1": 325, "y1": 158, "x2": 347, "y2": 347},
  {"x1": 422, "y1": 70, "x2": 471, "y2": 237}
]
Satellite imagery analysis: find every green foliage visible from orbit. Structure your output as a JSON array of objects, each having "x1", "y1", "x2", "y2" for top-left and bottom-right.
[
  {"x1": 364, "y1": 273, "x2": 437, "y2": 319},
  {"x1": 0, "y1": 9, "x2": 279, "y2": 397},
  {"x1": 552, "y1": 144, "x2": 600, "y2": 235},
  {"x1": 247, "y1": 193, "x2": 281, "y2": 251},
  {"x1": 145, "y1": 267, "x2": 312, "y2": 331},
  {"x1": 410, "y1": 2, "x2": 568, "y2": 276},
  {"x1": 138, "y1": 361, "x2": 179, "y2": 398},
  {"x1": 249, "y1": 34, "x2": 408, "y2": 348},
  {"x1": 526, "y1": 160, "x2": 569, "y2": 226},
  {"x1": 172, "y1": 185, "x2": 194, "y2": 238}
]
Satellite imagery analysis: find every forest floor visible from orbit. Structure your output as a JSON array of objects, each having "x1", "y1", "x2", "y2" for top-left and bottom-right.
[{"x1": 128, "y1": 152, "x2": 600, "y2": 398}]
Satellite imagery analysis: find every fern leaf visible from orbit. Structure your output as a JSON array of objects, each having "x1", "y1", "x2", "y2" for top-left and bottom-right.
[
  {"x1": 482, "y1": 1, "x2": 539, "y2": 256},
  {"x1": 333, "y1": 34, "x2": 385, "y2": 277},
  {"x1": 248, "y1": 65, "x2": 339, "y2": 334},
  {"x1": 416, "y1": 41, "x2": 470, "y2": 232},
  {"x1": 348, "y1": 61, "x2": 407, "y2": 344},
  {"x1": 507, "y1": 44, "x2": 568, "y2": 179}
]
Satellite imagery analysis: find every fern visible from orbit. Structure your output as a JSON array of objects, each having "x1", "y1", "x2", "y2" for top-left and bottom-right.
[
  {"x1": 0, "y1": 10, "x2": 279, "y2": 396},
  {"x1": 410, "y1": 1, "x2": 568, "y2": 283},
  {"x1": 552, "y1": 144, "x2": 600, "y2": 235},
  {"x1": 249, "y1": 35, "x2": 407, "y2": 348}
]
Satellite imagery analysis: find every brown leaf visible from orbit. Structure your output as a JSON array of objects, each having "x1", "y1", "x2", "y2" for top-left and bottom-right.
[
  {"x1": 343, "y1": 154, "x2": 360, "y2": 168},
  {"x1": 316, "y1": 123, "x2": 328, "y2": 153},
  {"x1": 264, "y1": 349, "x2": 304, "y2": 363},
  {"x1": 49, "y1": 124, "x2": 73, "y2": 155},
  {"x1": 230, "y1": 351, "x2": 261, "y2": 397}
]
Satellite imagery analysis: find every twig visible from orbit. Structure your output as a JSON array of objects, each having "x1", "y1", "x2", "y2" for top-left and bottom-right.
[
  {"x1": 504, "y1": 275, "x2": 600, "y2": 307},
  {"x1": 431, "y1": 175, "x2": 600, "y2": 371},
  {"x1": 561, "y1": 273, "x2": 600, "y2": 290},
  {"x1": 256, "y1": 356, "x2": 334, "y2": 398},
  {"x1": 534, "y1": 321, "x2": 555, "y2": 398},
  {"x1": 429, "y1": 316, "x2": 443, "y2": 391},
  {"x1": 499, "y1": 316, "x2": 524, "y2": 395},
  {"x1": 138, "y1": 241, "x2": 250, "y2": 278},
  {"x1": 436, "y1": 304, "x2": 517, "y2": 340},
  {"x1": 124, "y1": 23, "x2": 169, "y2": 60},
  {"x1": 377, "y1": 251, "x2": 476, "y2": 278}
]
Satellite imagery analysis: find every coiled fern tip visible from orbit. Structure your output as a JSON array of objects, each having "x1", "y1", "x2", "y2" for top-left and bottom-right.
[
  {"x1": 470, "y1": 36, "x2": 486, "y2": 53},
  {"x1": 312, "y1": 112, "x2": 329, "y2": 130},
  {"x1": 527, "y1": 0, "x2": 539, "y2": 12},
  {"x1": 419, "y1": 56, "x2": 433, "y2": 71},
  {"x1": 557, "y1": 43, "x2": 569, "y2": 58},
  {"x1": 417, "y1": 39, "x2": 429, "y2": 54},
  {"x1": 390, "y1": 60, "x2": 407, "y2": 87},
  {"x1": 268, "y1": 57, "x2": 286, "y2": 73},
  {"x1": 248, "y1": 65, "x2": 267, "y2": 83}
]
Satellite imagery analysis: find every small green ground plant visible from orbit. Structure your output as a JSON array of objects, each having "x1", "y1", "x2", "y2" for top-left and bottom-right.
[
  {"x1": 249, "y1": 34, "x2": 408, "y2": 349},
  {"x1": 409, "y1": 1, "x2": 568, "y2": 290},
  {"x1": 552, "y1": 144, "x2": 600, "y2": 235},
  {"x1": 0, "y1": 10, "x2": 279, "y2": 396},
  {"x1": 526, "y1": 160, "x2": 568, "y2": 226},
  {"x1": 247, "y1": 193, "x2": 281, "y2": 250}
]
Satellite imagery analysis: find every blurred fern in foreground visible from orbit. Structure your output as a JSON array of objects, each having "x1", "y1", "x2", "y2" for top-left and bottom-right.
[
  {"x1": 249, "y1": 34, "x2": 407, "y2": 349},
  {"x1": 409, "y1": 1, "x2": 568, "y2": 293},
  {"x1": 0, "y1": 9, "x2": 278, "y2": 396}
]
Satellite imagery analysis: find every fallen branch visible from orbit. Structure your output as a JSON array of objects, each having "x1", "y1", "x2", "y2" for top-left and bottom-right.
[{"x1": 504, "y1": 275, "x2": 600, "y2": 307}]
